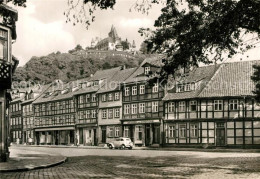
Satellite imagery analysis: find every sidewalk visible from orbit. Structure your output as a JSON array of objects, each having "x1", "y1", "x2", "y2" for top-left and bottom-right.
[
  {"x1": 0, "y1": 147, "x2": 67, "y2": 172},
  {"x1": 13, "y1": 144, "x2": 260, "y2": 153}
]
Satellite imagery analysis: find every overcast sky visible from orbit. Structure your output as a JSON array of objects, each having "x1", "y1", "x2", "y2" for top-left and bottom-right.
[
  {"x1": 12, "y1": 0, "x2": 260, "y2": 67},
  {"x1": 12, "y1": 0, "x2": 163, "y2": 66}
]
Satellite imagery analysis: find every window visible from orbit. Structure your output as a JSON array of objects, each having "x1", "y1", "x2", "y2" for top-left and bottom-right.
[
  {"x1": 124, "y1": 104, "x2": 130, "y2": 114},
  {"x1": 139, "y1": 103, "x2": 145, "y2": 113},
  {"x1": 169, "y1": 125, "x2": 176, "y2": 138},
  {"x1": 178, "y1": 101, "x2": 186, "y2": 112},
  {"x1": 108, "y1": 109, "x2": 113, "y2": 118},
  {"x1": 108, "y1": 93, "x2": 113, "y2": 101},
  {"x1": 179, "y1": 124, "x2": 186, "y2": 138},
  {"x1": 79, "y1": 95, "x2": 83, "y2": 104},
  {"x1": 86, "y1": 110, "x2": 91, "y2": 118},
  {"x1": 92, "y1": 110, "x2": 96, "y2": 118},
  {"x1": 102, "y1": 94, "x2": 107, "y2": 102},
  {"x1": 152, "y1": 83, "x2": 159, "y2": 93},
  {"x1": 115, "y1": 127, "x2": 120, "y2": 137},
  {"x1": 132, "y1": 104, "x2": 137, "y2": 114},
  {"x1": 190, "y1": 101, "x2": 197, "y2": 111},
  {"x1": 185, "y1": 83, "x2": 191, "y2": 91},
  {"x1": 152, "y1": 101, "x2": 158, "y2": 112},
  {"x1": 92, "y1": 94, "x2": 96, "y2": 102},
  {"x1": 132, "y1": 86, "x2": 137, "y2": 95},
  {"x1": 0, "y1": 29, "x2": 8, "y2": 61},
  {"x1": 114, "y1": 92, "x2": 119, "y2": 100},
  {"x1": 214, "y1": 100, "x2": 223, "y2": 111},
  {"x1": 125, "y1": 87, "x2": 129, "y2": 96},
  {"x1": 177, "y1": 84, "x2": 185, "y2": 92},
  {"x1": 102, "y1": 109, "x2": 107, "y2": 119},
  {"x1": 115, "y1": 108, "x2": 120, "y2": 118},
  {"x1": 190, "y1": 124, "x2": 198, "y2": 138},
  {"x1": 86, "y1": 94, "x2": 90, "y2": 103},
  {"x1": 168, "y1": 102, "x2": 175, "y2": 113},
  {"x1": 144, "y1": 66, "x2": 150, "y2": 75},
  {"x1": 108, "y1": 127, "x2": 114, "y2": 137},
  {"x1": 136, "y1": 125, "x2": 143, "y2": 140},
  {"x1": 230, "y1": 99, "x2": 238, "y2": 110},
  {"x1": 140, "y1": 85, "x2": 145, "y2": 94}
]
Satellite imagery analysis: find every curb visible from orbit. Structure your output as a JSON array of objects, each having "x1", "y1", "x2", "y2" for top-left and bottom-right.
[{"x1": 0, "y1": 157, "x2": 67, "y2": 173}]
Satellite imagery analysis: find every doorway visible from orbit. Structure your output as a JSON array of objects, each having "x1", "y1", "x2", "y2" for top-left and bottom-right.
[
  {"x1": 153, "y1": 124, "x2": 160, "y2": 144},
  {"x1": 216, "y1": 123, "x2": 225, "y2": 146},
  {"x1": 102, "y1": 128, "x2": 106, "y2": 143},
  {"x1": 145, "y1": 125, "x2": 151, "y2": 146}
]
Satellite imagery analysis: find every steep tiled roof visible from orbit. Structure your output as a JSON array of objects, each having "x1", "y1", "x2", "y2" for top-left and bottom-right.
[
  {"x1": 199, "y1": 60, "x2": 260, "y2": 98},
  {"x1": 163, "y1": 64, "x2": 220, "y2": 101},
  {"x1": 97, "y1": 67, "x2": 136, "y2": 93},
  {"x1": 141, "y1": 55, "x2": 165, "y2": 67}
]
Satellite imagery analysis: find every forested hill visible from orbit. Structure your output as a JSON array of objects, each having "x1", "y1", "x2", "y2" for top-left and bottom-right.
[{"x1": 13, "y1": 50, "x2": 148, "y2": 84}]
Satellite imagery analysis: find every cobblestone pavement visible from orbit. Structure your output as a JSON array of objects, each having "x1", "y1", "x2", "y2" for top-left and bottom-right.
[{"x1": 0, "y1": 146, "x2": 260, "y2": 178}]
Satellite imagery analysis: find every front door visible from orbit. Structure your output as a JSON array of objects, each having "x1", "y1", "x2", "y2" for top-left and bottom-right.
[
  {"x1": 145, "y1": 125, "x2": 150, "y2": 146},
  {"x1": 216, "y1": 123, "x2": 225, "y2": 146},
  {"x1": 36, "y1": 132, "x2": 40, "y2": 145},
  {"x1": 93, "y1": 129, "x2": 97, "y2": 146},
  {"x1": 102, "y1": 128, "x2": 106, "y2": 143},
  {"x1": 153, "y1": 125, "x2": 160, "y2": 144}
]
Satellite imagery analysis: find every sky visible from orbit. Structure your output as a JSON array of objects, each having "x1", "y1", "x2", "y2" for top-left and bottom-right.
[
  {"x1": 12, "y1": 0, "x2": 163, "y2": 66},
  {"x1": 11, "y1": 0, "x2": 260, "y2": 67}
]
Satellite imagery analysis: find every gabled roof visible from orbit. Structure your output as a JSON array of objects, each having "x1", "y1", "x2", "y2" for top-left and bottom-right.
[
  {"x1": 163, "y1": 64, "x2": 220, "y2": 101},
  {"x1": 124, "y1": 56, "x2": 163, "y2": 84},
  {"x1": 199, "y1": 60, "x2": 260, "y2": 98},
  {"x1": 97, "y1": 67, "x2": 136, "y2": 93}
]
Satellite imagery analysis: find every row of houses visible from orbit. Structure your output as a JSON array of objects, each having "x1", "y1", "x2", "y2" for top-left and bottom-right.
[{"x1": 9, "y1": 57, "x2": 260, "y2": 148}]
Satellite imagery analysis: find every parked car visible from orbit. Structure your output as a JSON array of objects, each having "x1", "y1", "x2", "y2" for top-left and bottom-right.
[{"x1": 108, "y1": 137, "x2": 133, "y2": 149}]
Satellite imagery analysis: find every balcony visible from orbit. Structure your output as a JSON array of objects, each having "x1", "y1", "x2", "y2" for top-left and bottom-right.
[{"x1": 0, "y1": 60, "x2": 11, "y2": 89}]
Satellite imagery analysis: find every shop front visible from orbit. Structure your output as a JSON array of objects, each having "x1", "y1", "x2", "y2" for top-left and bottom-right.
[
  {"x1": 76, "y1": 124, "x2": 98, "y2": 146},
  {"x1": 122, "y1": 119, "x2": 162, "y2": 146},
  {"x1": 35, "y1": 126, "x2": 75, "y2": 145}
]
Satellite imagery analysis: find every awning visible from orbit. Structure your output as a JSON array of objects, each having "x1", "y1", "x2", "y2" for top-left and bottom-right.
[{"x1": 35, "y1": 126, "x2": 74, "y2": 131}]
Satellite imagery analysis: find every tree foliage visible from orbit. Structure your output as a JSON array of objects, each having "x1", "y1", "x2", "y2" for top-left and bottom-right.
[
  {"x1": 0, "y1": 0, "x2": 26, "y2": 7},
  {"x1": 251, "y1": 65, "x2": 260, "y2": 103},
  {"x1": 121, "y1": 40, "x2": 130, "y2": 50}
]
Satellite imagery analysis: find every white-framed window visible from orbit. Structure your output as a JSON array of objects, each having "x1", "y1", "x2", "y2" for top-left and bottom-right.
[
  {"x1": 190, "y1": 101, "x2": 197, "y2": 111},
  {"x1": 178, "y1": 101, "x2": 186, "y2": 112},
  {"x1": 102, "y1": 109, "x2": 107, "y2": 119},
  {"x1": 214, "y1": 100, "x2": 223, "y2": 111},
  {"x1": 230, "y1": 99, "x2": 238, "y2": 110},
  {"x1": 179, "y1": 124, "x2": 186, "y2": 138},
  {"x1": 86, "y1": 94, "x2": 90, "y2": 103},
  {"x1": 168, "y1": 102, "x2": 175, "y2": 113},
  {"x1": 79, "y1": 95, "x2": 83, "y2": 104},
  {"x1": 177, "y1": 84, "x2": 185, "y2": 92},
  {"x1": 136, "y1": 125, "x2": 143, "y2": 140},
  {"x1": 132, "y1": 104, "x2": 137, "y2": 114},
  {"x1": 114, "y1": 108, "x2": 120, "y2": 118},
  {"x1": 185, "y1": 83, "x2": 191, "y2": 91},
  {"x1": 108, "y1": 127, "x2": 114, "y2": 137},
  {"x1": 132, "y1": 86, "x2": 137, "y2": 95},
  {"x1": 86, "y1": 110, "x2": 91, "y2": 118},
  {"x1": 140, "y1": 85, "x2": 145, "y2": 94},
  {"x1": 144, "y1": 66, "x2": 150, "y2": 75},
  {"x1": 152, "y1": 101, "x2": 158, "y2": 112},
  {"x1": 115, "y1": 127, "x2": 120, "y2": 137},
  {"x1": 152, "y1": 83, "x2": 159, "y2": 93},
  {"x1": 0, "y1": 28, "x2": 8, "y2": 61},
  {"x1": 190, "y1": 124, "x2": 198, "y2": 138},
  {"x1": 169, "y1": 125, "x2": 176, "y2": 138},
  {"x1": 114, "y1": 92, "x2": 119, "y2": 100},
  {"x1": 108, "y1": 93, "x2": 113, "y2": 101},
  {"x1": 108, "y1": 109, "x2": 113, "y2": 118},
  {"x1": 125, "y1": 87, "x2": 129, "y2": 96},
  {"x1": 124, "y1": 104, "x2": 130, "y2": 114},
  {"x1": 139, "y1": 103, "x2": 145, "y2": 113},
  {"x1": 102, "y1": 94, "x2": 107, "y2": 102},
  {"x1": 92, "y1": 110, "x2": 96, "y2": 118},
  {"x1": 124, "y1": 126, "x2": 129, "y2": 137},
  {"x1": 92, "y1": 94, "x2": 96, "y2": 102}
]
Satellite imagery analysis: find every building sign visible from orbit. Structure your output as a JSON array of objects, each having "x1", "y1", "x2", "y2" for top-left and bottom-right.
[{"x1": 123, "y1": 119, "x2": 160, "y2": 125}]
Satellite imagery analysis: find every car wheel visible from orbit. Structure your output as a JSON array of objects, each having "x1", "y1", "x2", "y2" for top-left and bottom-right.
[
  {"x1": 129, "y1": 146, "x2": 132, "y2": 150},
  {"x1": 120, "y1": 144, "x2": 125, "y2": 150},
  {"x1": 109, "y1": 144, "x2": 113, "y2": 149}
]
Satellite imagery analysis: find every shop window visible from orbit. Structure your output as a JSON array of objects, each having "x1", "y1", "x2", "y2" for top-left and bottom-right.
[
  {"x1": 125, "y1": 87, "x2": 129, "y2": 96},
  {"x1": 189, "y1": 101, "x2": 197, "y2": 111},
  {"x1": 179, "y1": 124, "x2": 186, "y2": 138},
  {"x1": 124, "y1": 104, "x2": 130, "y2": 114},
  {"x1": 108, "y1": 127, "x2": 114, "y2": 137},
  {"x1": 190, "y1": 124, "x2": 198, "y2": 138},
  {"x1": 214, "y1": 100, "x2": 223, "y2": 111},
  {"x1": 136, "y1": 125, "x2": 143, "y2": 140},
  {"x1": 169, "y1": 125, "x2": 176, "y2": 138},
  {"x1": 140, "y1": 85, "x2": 145, "y2": 94},
  {"x1": 139, "y1": 103, "x2": 145, "y2": 113}
]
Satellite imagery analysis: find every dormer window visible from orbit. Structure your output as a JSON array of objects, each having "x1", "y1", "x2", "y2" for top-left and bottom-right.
[
  {"x1": 94, "y1": 81, "x2": 99, "y2": 86},
  {"x1": 176, "y1": 84, "x2": 185, "y2": 92},
  {"x1": 144, "y1": 66, "x2": 150, "y2": 75},
  {"x1": 0, "y1": 28, "x2": 8, "y2": 61}
]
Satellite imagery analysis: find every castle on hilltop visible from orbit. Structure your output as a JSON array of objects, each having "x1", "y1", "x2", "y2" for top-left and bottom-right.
[{"x1": 91, "y1": 25, "x2": 136, "y2": 52}]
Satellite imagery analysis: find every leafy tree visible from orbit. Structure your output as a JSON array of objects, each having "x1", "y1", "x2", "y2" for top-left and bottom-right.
[
  {"x1": 251, "y1": 65, "x2": 260, "y2": 103},
  {"x1": 139, "y1": 42, "x2": 148, "y2": 54},
  {"x1": 121, "y1": 40, "x2": 130, "y2": 50},
  {"x1": 0, "y1": 0, "x2": 26, "y2": 7}
]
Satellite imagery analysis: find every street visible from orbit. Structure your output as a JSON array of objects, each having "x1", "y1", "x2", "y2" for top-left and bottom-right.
[{"x1": 0, "y1": 146, "x2": 260, "y2": 178}]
